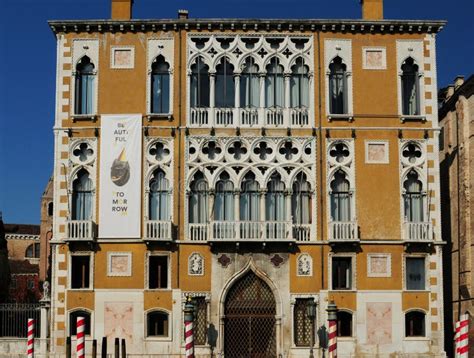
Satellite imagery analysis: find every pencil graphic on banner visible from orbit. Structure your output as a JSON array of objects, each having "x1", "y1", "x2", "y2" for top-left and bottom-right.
[{"x1": 111, "y1": 148, "x2": 130, "y2": 186}]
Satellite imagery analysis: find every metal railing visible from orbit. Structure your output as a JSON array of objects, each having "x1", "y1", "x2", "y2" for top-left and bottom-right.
[
  {"x1": 403, "y1": 221, "x2": 433, "y2": 241},
  {"x1": 329, "y1": 221, "x2": 359, "y2": 241},
  {"x1": 67, "y1": 220, "x2": 96, "y2": 241},
  {"x1": 145, "y1": 220, "x2": 172, "y2": 241},
  {"x1": 0, "y1": 303, "x2": 41, "y2": 338}
]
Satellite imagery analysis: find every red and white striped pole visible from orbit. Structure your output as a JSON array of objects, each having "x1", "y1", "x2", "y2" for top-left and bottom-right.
[
  {"x1": 27, "y1": 318, "x2": 34, "y2": 358},
  {"x1": 184, "y1": 296, "x2": 195, "y2": 358},
  {"x1": 76, "y1": 316, "x2": 86, "y2": 358},
  {"x1": 456, "y1": 314, "x2": 469, "y2": 358},
  {"x1": 454, "y1": 320, "x2": 460, "y2": 357},
  {"x1": 327, "y1": 301, "x2": 338, "y2": 358}
]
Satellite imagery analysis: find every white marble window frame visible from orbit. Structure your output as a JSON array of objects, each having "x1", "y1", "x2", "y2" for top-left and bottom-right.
[
  {"x1": 107, "y1": 252, "x2": 132, "y2": 277},
  {"x1": 143, "y1": 308, "x2": 173, "y2": 341},
  {"x1": 328, "y1": 253, "x2": 357, "y2": 291},
  {"x1": 362, "y1": 47, "x2": 387, "y2": 70},
  {"x1": 367, "y1": 253, "x2": 392, "y2": 278},
  {"x1": 110, "y1": 46, "x2": 135, "y2": 69},
  {"x1": 145, "y1": 252, "x2": 171, "y2": 290},
  {"x1": 67, "y1": 308, "x2": 94, "y2": 338},
  {"x1": 365, "y1": 140, "x2": 389, "y2": 164},
  {"x1": 68, "y1": 251, "x2": 94, "y2": 290},
  {"x1": 402, "y1": 254, "x2": 429, "y2": 292}
]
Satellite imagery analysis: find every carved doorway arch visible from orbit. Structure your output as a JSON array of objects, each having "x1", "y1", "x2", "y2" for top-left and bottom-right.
[{"x1": 224, "y1": 271, "x2": 277, "y2": 358}]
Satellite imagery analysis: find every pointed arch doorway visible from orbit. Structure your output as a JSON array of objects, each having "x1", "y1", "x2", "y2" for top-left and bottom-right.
[{"x1": 224, "y1": 271, "x2": 277, "y2": 358}]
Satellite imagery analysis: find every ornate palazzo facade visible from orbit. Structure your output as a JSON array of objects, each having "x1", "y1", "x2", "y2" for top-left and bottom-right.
[{"x1": 48, "y1": 0, "x2": 447, "y2": 356}]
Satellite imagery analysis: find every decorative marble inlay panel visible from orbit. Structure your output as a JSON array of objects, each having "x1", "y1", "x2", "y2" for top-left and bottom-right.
[
  {"x1": 367, "y1": 254, "x2": 391, "y2": 277},
  {"x1": 366, "y1": 302, "x2": 392, "y2": 345},
  {"x1": 104, "y1": 302, "x2": 134, "y2": 343},
  {"x1": 107, "y1": 252, "x2": 132, "y2": 277},
  {"x1": 365, "y1": 141, "x2": 389, "y2": 164},
  {"x1": 363, "y1": 47, "x2": 387, "y2": 70},
  {"x1": 111, "y1": 47, "x2": 135, "y2": 69},
  {"x1": 297, "y1": 254, "x2": 312, "y2": 276},
  {"x1": 188, "y1": 253, "x2": 204, "y2": 276}
]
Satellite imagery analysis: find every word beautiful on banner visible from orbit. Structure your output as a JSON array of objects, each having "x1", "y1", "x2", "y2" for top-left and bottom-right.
[{"x1": 99, "y1": 114, "x2": 142, "y2": 238}]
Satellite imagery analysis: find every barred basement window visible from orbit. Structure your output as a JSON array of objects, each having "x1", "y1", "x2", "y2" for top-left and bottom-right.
[
  {"x1": 69, "y1": 310, "x2": 91, "y2": 336},
  {"x1": 293, "y1": 298, "x2": 313, "y2": 347},
  {"x1": 193, "y1": 297, "x2": 208, "y2": 346},
  {"x1": 147, "y1": 311, "x2": 169, "y2": 337},
  {"x1": 71, "y1": 255, "x2": 91, "y2": 289},
  {"x1": 337, "y1": 311, "x2": 353, "y2": 337},
  {"x1": 405, "y1": 311, "x2": 425, "y2": 337}
]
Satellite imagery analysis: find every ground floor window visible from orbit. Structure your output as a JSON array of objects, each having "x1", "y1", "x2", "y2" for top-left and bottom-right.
[
  {"x1": 69, "y1": 310, "x2": 91, "y2": 336},
  {"x1": 337, "y1": 311, "x2": 353, "y2": 337},
  {"x1": 147, "y1": 311, "x2": 169, "y2": 337},
  {"x1": 293, "y1": 298, "x2": 313, "y2": 347},
  {"x1": 405, "y1": 311, "x2": 425, "y2": 337}
]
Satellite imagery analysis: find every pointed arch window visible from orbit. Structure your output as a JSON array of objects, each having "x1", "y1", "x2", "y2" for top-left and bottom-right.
[
  {"x1": 189, "y1": 172, "x2": 208, "y2": 223},
  {"x1": 71, "y1": 169, "x2": 93, "y2": 220},
  {"x1": 190, "y1": 57, "x2": 210, "y2": 108},
  {"x1": 290, "y1": 58, "x2": 310, "y2": 108},
  {"x1": 215, "y1": 57, "x2": 235, "y2": 108},
  {"x1": 403, "y1": 171, "x2": 424, "y2": 222},
  {"x1": 214, "y1": 172, "x2": 234, "y2": 221},
  {"x1": 75, "y1": 56, "x2": 95, "y2": 115},
  {"x1": 151, "y1": 56, "x2": 170, "y2": 114},
  {"x1": 240, "y1": 172, "x2": 260, "y2": 221},
  {"x1": 292, "y1": 173, "x2": 311, "y2": 225},
  {"x1": 240, "y1": 57, "x2": 260, "y2": 108},
  {"x1": 265, "y1": 57, "x2": 284, "y2": 108},
  {"x1": 330, "y1": 170, "x2": 351, "y2": 222},
  {"x1": 266, "y1": 173, "x2": 286, "y2": 221},
  {"x1": 329, "y1": 57, "x2": 347, "y2": 115},
  {"x1": 149, "y1": 169, "x2": 170, "y2": 221},
  {"x1": 401, "y1": 57, "x2": 420, "y2": 116}
]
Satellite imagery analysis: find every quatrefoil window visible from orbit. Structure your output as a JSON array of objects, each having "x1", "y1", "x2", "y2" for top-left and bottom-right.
[
  {"x1": 202, "y1": 141, "x2": 222, "y2": 160},
  {"x1": 329, "y1": 143, "x2": 350, "y2": 163},
  {"x1": 279, "y1": 141, "x2": 298, "y2": 160},
  {"x1": 73, "y1": 143, "x2": 94, "y2": 162},
  {"x1": 149, "y1": 142, "x2": 170, "y2": 161},
  {"x1": 254, "y1": 141, "x2": 273, "y2": 160},
  {"x1": 228, "y1": 141, "x2": 247, "y2": 160},
  {"x1": 402, "y1": 143, "x2": 422, "y2": 164}
]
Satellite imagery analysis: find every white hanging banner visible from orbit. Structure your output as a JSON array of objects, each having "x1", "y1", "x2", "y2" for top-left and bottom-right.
[{"x1": 99, "y1": 114, "x2": 142, "y2": 238}]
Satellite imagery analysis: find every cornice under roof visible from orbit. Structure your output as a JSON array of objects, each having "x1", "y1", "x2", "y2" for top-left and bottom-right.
[{"x1": 48, "y1": 18, "x2": 446, "y2": 35}]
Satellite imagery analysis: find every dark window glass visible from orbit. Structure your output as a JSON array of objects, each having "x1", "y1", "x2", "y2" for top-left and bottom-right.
[
  {"x1": 265, "y1": 57, "x2": 284, "y2": 107},
  {"x1": 71, "y1": 256, "x2": 90, "y2": 289},
  {"x1": 69, "y1": 311, "x2": 91, "y2": 336},
  {"x1": 147, "y1": 311, "x2": 169, "y2": 337},
  {"x1": 330, "y1": 170, "x2": 351, "y2": 222},
  {"x1": 71, "y1": 169, "x2": 93, "y2": 220},
  {"x1": 148, "y1": 256, "x2": 168, "y2": 289},
  {"x1": 194, "y1": 297, "x2": 208, "y2": 345},
  {"x1": 329, "y1": 56, "x2": 347, "y2": 114},
  {"x1": 149, "y1": 169, "x2": 170, "y2": 221},
  {"x1": 48, "y1": 202, "x2": 54, "y2": 216},
  {"x1": 401, "y1": 57, "x2": 420, "y2": 116},
  {"x1": 240, "y1": 57, "x2": 260, "y2": 108},
  {"x1": 190, "y1": 57, "x2": 210, "y2": 108},
  {"x1": 332, "y1": 257, "x2": 352, "y2": 290},
  {"x1": 405, "y1": 311, "x2": 425, "y2": 337},
  {"x1": 151, "y1": 56, "x2": 170, "y2": 114},
  {"x1": 403, "y1": 171, "x2": 424, "y2": 222},
  {"x1": 189, "y1": 171, "x2": 208, "y2": 224},
  {"x1": 406, "y1": 257, "x2": 425, "y2": 290},
  {"x1": 337, "y1": 311, "x2": 352, "y2": 337},
  {"x1": 290, "y1": 57, "x2": 309, "y2": 108},
  {"x1": 75, "y1": 56, "x2": 95, "y2": 115},
  {"x1": 215, "y1": 57, "x2": 235, "y2": 108},
  {"x1": 215, "y1": 172, "x2": 234, "y2": 221},
  {"x1": 293, "y1": 298, "x2": 313, "y2": 347}
]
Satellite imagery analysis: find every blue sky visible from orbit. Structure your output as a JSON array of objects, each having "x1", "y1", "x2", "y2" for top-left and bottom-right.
[{"x1": 0, "y1": 0, "x2": 472, "y2": 224}]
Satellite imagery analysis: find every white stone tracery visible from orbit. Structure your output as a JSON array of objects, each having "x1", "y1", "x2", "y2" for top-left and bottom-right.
[
  {"x1": 186, "y1": 34, "x2": 314, "y2": 128},
  {"x1": 185, "y1": 136, "x2": 316, "y2": 241}
]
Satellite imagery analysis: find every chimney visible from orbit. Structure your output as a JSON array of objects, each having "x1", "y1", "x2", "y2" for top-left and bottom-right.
[
  {"x1": 111, "y1": 0, "x2": 133, "y2": 20},
  {"x1": 454, "y1": 75, "x2": 465, "y2": 90},
  {"x1": 361, "y1": 0, "x2": 384, "y2": 20},
  {"x1": 178, "y1": 9, "x2": 189, "y2": 19}
]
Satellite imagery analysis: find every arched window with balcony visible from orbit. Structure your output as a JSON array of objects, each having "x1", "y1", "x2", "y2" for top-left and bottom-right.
[
  {"x1": 190, "y1": 57, "x2": 210, "y2": 108},
  {"x1": 149, "y1": 169, "x2": 170, "y2": 221},
  {"x1": 240, "y1": 57, "x2": 260, "y2": 108},
  {"x1": 403, "y1": 170, "x2": 424, "y2": 222},
  {"x1": 71, "y1": 169, "x2": 93, "y2": 220},
  {"x1": 75, "y1": 56, "x2": 95, "y2": 115},
  {"x1": 290, "y1": 58, "x2": 309, "y2": 108},
  {"x1": 214, "y1": 171, "x2": 234, "y2": 221},
  {"x1": 240, "y1": 172, "x2": 260, "y2": 222},
  {"x1": 266, "y1": 172, "x2": 286, "y2": 222},
  {"x1": 401, "y1": 57, "x2": 420, "y2": 116},
  {"x1": 265, "y1": 57, "x2": 284, "y2": 108},
  {"x1": 188, "y1": 171, "x2": 208, "y2": 224},
  {"x1": 330, "y1": 170, "x2": 351, "y2": 222},
  {"x1": 150, "y1": 55, "x2": 170, "y2": 114},
  {"x1": 215, "y1": 57, "x2": 235, "y2": 108},
  {"x1": 292, "y1": 172, "x2": 311, "y2": 241},
  {"x1": 328, "y1": 56, "x2": 347, "y2": 115}
]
